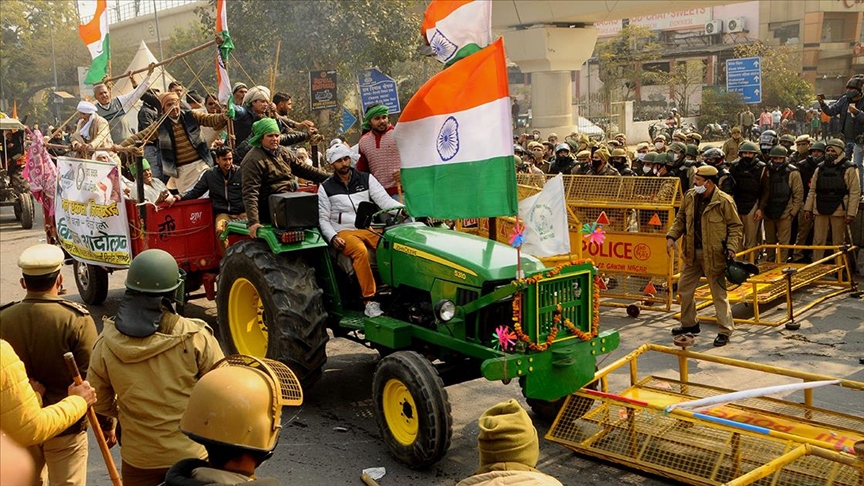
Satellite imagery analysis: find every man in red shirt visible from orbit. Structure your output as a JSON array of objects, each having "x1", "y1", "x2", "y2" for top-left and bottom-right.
[{"x1": 356, "y1": 104, "x2": 402, "y2": 201}]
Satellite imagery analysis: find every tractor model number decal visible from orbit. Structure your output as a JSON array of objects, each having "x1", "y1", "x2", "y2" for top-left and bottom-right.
[
  {"x1": 393, "y1": 243, "x2": 477, "y2": 277},
  {"x1": 453, "y1": 270, "x2": 467, "y2": 280}
]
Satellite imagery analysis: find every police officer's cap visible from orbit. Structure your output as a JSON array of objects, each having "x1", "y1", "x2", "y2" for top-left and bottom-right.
[
  {"x1": 575, "y1": 150, "x2": 592, "y2": 159},
  {"x1": 18, "y1": 244, "x2": 64, "y2": 276},
  {"x1": 795, "y1": 134, "x2": 811, "y2": 144},
  {"x1": 731, "y1": 126, "x2": 741, "y2": 134},
  {"x1": 695, "y1": 165, "x2": 719, "y2": 178},
  {"x1": 611, "y1": 148, "x2": 627, "y2": 158},
  {"x1": 826, "y1": 139, "x2": 845, "y2": 150}
]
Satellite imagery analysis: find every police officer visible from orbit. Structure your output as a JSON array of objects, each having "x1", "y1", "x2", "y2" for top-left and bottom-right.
[
  {"x1": 88, "y1": 249, "x2": 224, "y2": 486},
  {"x1": 638, "y1": 151, "x2": 657, "y2": 176},
  {"x1": 683, "y1": 144, "x2": 703, "y2": 188},
  {"x1": 548, "y1": 143, "x2": 576, "y2": 174},
  {"x1": 803, "y1": 139, "x2": 862, "y2": 262},
  {"x1": 666, "y1": 166, "x2": 743, "y2": 347},
  {"x1": 819, "y1": 75, "x2": 864, "y2": 194},
  {"x1": 609, "y1": 148, "x2": 634, "y2": 176},
  {"x1": 0, "y1": 244, "x2": 105, "y2": 486},
  {"x1": 759, "y1": 129, "x2": 779, "y2": 162},
  {"x1": 789, "y1": 134, "x2": 812, "y2": 165},
  {"x1": 729, "y1": 141, "x2": 769, "y2": 250},
  {"x1": 653, "y1": 134, "x2": 668, "y2": 153},
  {"x1": 763, "y1": 146, "x2": 804, "y2": 262},
  {"x1": 668, "y1": 142, "x2": 689, "y2": 189},
  {"x1": 587, "y1": 148, "x2": 619, "y2": 176},
  {"x1": 722, "y1": 126, "x2": 743, "y2": 162},
  {"x1": 778, "y1": 134, "x2": 796, "y2": 152},
  {"x1": 702, "y1": 148, "x2": 734, "y2": 194},
  {"x1": 164, "y1": 356, "x2": 302, "y2": 485},
  {"x1": 571, "y1": 150, "x2": 591, "y2": 174},
  {"x1": 792, "y1": 141, "x2": 825, "y2": 262}
]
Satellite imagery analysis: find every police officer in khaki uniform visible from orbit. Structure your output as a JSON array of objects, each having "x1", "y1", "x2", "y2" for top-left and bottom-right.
[
  {"x1": 0, "y1": 244, "x2": 107, "y2": 486},
  {"x1": 763, "y1": 146, "x2": 804, "y2": 262},
  {"x1": 163, "y1": 356, "x2": 302, "y2": 485},
  {"x1": 803, "y1": 139, "x2": 862, "y2": 261},
  {"x1": 666, "y1": 166, "x2": 744, "y2": 347}
]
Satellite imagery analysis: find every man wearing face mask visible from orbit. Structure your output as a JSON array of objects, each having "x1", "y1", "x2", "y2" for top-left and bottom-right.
[
  {"x1": 571, "y1": 150, "x2": 592, "y2": 174},
  {"x1": 548, "y1": 143, "x2": 576, "y2": 174},
  {"x1": 587, "y1": 148, "x2": 619, "y2": 176},
  {"x1": 728, "y1": 141, "x2": 769, "y2": 250},
  {"x1": 527, "y1": 141, "x2": 549, "y2": 173},
  {"x1": 667, "y1": 142, "x2": 690, "y2": 190},
  {"x1": 763, "y1": 146, "x2": 803, "y2": 262},
  {"x1": 722, "y1": 126, "x2": 743, "y2": 162},
  {"x1": 702, "y1": 148, "x2": 734, "y2": 194},
  {"x1": 638, "y1": 151, "x2": 657, "y2": 176},
  {"x1": 792, "y1": 141, "x2": 824, "y2": 263},
  {"x1": 653, "y1": 134, "x2": 668, "y2": 153},
  {"x1": 633, "y1": 142, "x2": 650, "y2": 171},
  {"x1": 803, "y1": 138, "x2": 861, "y2": 262},
  {"x1": 609, "y1": 148, "x2": 634, "y2": 176},
  {"x1": 666, "y1": 165, "x2": 743, "y2": 347},
  {"x1": 683, "y1": 144, "x2": 703, "y2": 188},
  {"x1": 819, "y1": 75, "x2": 864, "y2": 194},
  {"x1": 789, "y1": 135, "x2": 812, "y2": 165}
]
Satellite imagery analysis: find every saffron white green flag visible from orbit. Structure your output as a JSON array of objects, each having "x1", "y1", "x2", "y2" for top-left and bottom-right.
[
  {"x1": 518, "y1": 174, "x2": 570, "y2": 257},
  {"x1": 215, "y1": 0, "x2": 234, "y2": 110},
  {"x1": 394, "y1": 38, "x2": 517, "y2": 219},
  {"x1": 79, "y1": 0, "x2": 110, "y2": 85},
  {"x1": 422, "y1": 0, "x2": 492, "y2": 67}
]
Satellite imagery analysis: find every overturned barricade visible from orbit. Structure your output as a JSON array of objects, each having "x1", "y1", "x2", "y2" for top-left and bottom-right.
[{"x1": 547, "y1": 344, "x2": 864, "y2": 486}]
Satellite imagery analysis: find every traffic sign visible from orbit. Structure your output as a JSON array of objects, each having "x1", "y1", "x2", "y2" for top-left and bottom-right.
[
  {"x1": 341, "y1": 107, "x2": 357, "y2": 133},
  {"x1": 358, "y1": 68, "x2": 401, "y2": 114},
  {"x1": 726, "y1": 57, "x2": 762, "y2": 104}
]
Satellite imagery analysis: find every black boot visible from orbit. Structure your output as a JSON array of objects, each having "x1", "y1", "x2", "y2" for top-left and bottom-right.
[{"x1": 671, "y1": 323, "x2": 700, "y2": 336}]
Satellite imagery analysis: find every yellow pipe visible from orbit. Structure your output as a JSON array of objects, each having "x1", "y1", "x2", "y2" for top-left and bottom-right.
[{"x1": 723, "y1": 444, "x2": 810, "y2": 486}]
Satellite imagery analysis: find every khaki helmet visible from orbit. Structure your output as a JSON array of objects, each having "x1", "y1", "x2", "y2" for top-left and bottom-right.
[
  {"x1": 610, "y1": 148, "x2": 628, "y2": 158},
  {"x1": 180, "y1": 355, "x2": 303, "y2": 452},
  {"x1": 125, "y1": 249, "x2": 182, "y2": 293}
]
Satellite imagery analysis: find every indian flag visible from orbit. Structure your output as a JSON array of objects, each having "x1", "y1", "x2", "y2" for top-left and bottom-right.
[
  {"x1": 422, "y1": 0, "x2": 492, "y2": 66},
  {"x1": 79, "y1": 0, "x2": 110, "y2": 85},
  {"x1": 395, "y1": 38, "x2": 517, "y2": 219},
  {"x1": 215, "y1": 0, "x2": 234, "y2": 111}
]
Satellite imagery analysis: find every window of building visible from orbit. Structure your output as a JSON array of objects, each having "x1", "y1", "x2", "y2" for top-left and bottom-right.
[
  {"x1": 821, "y1": 18, "x2": 845, "y2": 43},
  {"x1": 769, "y1": 22, "x2": 801, "y2": 45}
]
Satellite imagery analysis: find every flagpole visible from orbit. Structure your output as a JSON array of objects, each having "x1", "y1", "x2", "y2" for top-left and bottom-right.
[{"x1": 152, "y1": 0, "x2": 167, "y2": 91}]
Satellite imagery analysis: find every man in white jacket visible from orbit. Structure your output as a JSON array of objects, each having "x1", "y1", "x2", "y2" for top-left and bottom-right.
[{"x1": 318, "y1": 144, "x2": 402, "y2": 317}]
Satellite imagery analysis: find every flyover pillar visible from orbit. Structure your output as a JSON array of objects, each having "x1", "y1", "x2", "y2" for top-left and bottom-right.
[{"x1": 502, "y1": 25, "x2": 599, "y2": 136}]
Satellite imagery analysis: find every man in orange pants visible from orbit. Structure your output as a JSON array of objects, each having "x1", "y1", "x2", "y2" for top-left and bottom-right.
[{"x1": 318, "y1": 144, "x2": 402, "y2": 317}]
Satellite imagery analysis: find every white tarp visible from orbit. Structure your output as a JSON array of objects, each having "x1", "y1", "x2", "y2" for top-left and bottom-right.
[
  {"x1": 111, "y1": 40, "x2": 176, "y2": 133},
  {"x1": 55, "y1": 156, "x2": 132, "y2": 268}
]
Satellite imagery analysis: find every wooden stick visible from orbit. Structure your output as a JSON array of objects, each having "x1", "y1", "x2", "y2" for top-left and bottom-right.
[
  {"x1": 63, "y1": 353, "x2": 122, "y2": 486},
  {"x1": 269, "y1": 39, "x2": 281, "y2": 95},
  {"x1": 99, "y1": 39, "x2": 218, "y2": 85}
]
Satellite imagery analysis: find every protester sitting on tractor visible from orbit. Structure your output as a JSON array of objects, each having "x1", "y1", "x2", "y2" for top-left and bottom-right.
[
  {"x1": 124, "y1": 158, "x2": 170, "y2": 203},
  {"x1": 318, "y1": 144, "x2": 403, "y2": 318},
  {"x1": 242, "y1": 119, "x2": 329, "y2": 238},
  {"x1": 71, "y1": 101, "x2": 116, "y2": 161},
  {"x1": 169, "y1": 146, "x2": 244, "y2": 255}
]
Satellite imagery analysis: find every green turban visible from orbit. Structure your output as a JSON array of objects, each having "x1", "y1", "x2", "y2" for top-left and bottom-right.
[
  {"x1": 248, "y1": 118, "x2": 280, "y2": 148},
  {"x1": 129, "y1": 158, "x2": 151, "y2": 176},
  {"x1": 361, "y1": 104, "x2": 389, "y2": 131}
]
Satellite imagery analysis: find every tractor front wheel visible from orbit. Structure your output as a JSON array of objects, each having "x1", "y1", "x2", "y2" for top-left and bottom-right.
[
  {"x1": 216, "y1": 240, "x2": 328, "y2": 387},
  {"x1": 19, "y1": 193, "x2": 34, "y2": 229},
  {"x1": 372, "y1": 351, "x2": 452, "y2": 469},
  {"x1": 73, "y1": 260, "x2": 109, "y2": 305}
]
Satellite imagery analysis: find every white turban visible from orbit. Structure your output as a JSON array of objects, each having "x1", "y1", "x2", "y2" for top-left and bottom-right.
[
  {"x1": 242, "y1": 86, "x2": 270, "y2": 106},
  {"x1": 77, "y1": 101, "x2": 97, "y2": 114},
  {"x1": 326, "y1": 144, "x2": 358, "y2": 164}
]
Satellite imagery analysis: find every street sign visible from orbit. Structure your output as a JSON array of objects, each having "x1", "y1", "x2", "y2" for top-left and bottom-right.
[
  {"x1": 726, "y1": 57, "x2": 762, "y2": 104},
  {"x1": 341, "y1": 107, "x2": 357, "y2": 133},
  {"x1": 309, "y1": 70, "x2": 338, "y2": 111},
  {"x1": 357, "y1": 68, "x2": 401, "y2": 114}
]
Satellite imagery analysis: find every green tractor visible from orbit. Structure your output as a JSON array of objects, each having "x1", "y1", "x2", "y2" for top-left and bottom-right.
[{"x1": 216, "y1": 214, "x2": 619, "y2": 468}]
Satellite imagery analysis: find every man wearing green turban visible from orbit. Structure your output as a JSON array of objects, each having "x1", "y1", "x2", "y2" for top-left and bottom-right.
[
  {"x1": 357, "y1": 103, "x2": 403, "y2": 200},
  {"x1": 241, "y1": 119, "x2": 329, "y2": 238}
]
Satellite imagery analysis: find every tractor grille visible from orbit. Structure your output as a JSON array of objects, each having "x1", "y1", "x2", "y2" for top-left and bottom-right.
[{"x1": 532, "y1": 272, "x2": 591, "y2": 344}]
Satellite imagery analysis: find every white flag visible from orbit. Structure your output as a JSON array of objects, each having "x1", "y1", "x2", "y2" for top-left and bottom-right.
[{"x1": 518, "y1": 173, "x2": 570, "y2": 257}]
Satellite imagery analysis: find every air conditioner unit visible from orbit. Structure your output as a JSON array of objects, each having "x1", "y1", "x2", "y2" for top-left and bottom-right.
[
  {"x1": 705, "y1": 20, "x2": 723, "y2": 36},
  {"x1": 727, "y1": 17, "x2": 745, "y2": 33}
]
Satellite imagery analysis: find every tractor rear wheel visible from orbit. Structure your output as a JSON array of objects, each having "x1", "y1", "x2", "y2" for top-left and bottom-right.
[
  {"x1": 19, "y1": 193, "x2": 33, "y2": 229},
  {"x1": 216, "y1": 240, "x2": 328, "y2": 387},
  {"x1": 372, "y1": 351, "x2": 452, "y2": 469},
  {"x1": 73, "y1": 260, "x2": 109, "y2": 305}
]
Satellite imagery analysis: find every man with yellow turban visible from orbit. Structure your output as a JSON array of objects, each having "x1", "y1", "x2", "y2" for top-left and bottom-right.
[{"x1": 241, "y1": 119, "x2": 329, "y2": 238}]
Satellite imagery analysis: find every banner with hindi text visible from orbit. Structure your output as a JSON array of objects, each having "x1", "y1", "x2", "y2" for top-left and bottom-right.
[{"x1": 54, "y1": 157, "x2": 132, "y2": 268}]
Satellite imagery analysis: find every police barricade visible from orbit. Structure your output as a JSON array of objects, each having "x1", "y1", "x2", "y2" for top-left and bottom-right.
[{"x1": 458, "y1": 174, "x2": 683, "y2": 316}]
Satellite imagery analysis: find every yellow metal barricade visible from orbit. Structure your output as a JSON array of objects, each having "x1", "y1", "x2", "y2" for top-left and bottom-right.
[
  {"x1": 675, "y1": 244, "x2": 859, "y2": 327},
  {"x1": 458, "y1": 174, "x2": 683, "y2": 315},
  {"x1": 547, "y1": 344, "x2": 864, "y2": 486}
]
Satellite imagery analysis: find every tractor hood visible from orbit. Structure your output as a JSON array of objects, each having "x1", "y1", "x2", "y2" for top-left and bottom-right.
[{"x1": 379, "y1": 224, "x2": 543, "y2": 286}]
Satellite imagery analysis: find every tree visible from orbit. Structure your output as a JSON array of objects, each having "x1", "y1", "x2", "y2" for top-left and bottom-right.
[
  {"x1": 595, "y1": 25, "x2": 663, "y2": 105},
  {"x1": 644, "y1": 60, "x2": 705, "y2": 116},
  {"x1": 0, "y1": 0, "x2": 91, "y2": 123},
  {"x1": 732, "y1": 42, "x2": 813, "y2": 110},
  {"x1": 699, "y1": 88, "x2": 744, "y2": 127},
  {"x1": 171, "y1": 0, "x2": 431, "y2": 137}
]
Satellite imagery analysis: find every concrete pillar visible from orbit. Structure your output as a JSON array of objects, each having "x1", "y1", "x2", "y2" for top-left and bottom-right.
[
  {"x1": 503, "y1": 25, "x2": 599, "y2": 135},
  {"x1": 530, "y1": 72, "x2": 572, "y2": 129}
]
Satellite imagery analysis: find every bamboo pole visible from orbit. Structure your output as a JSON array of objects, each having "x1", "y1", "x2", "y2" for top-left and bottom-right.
[{"x1": 99, "y1": 39, "x2": 218, "y2": 85}]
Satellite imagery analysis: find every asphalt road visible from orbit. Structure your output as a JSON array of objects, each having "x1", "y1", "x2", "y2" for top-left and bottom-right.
[{"x1": 1, "y1": 205, "x2": 862, "y2": 486}]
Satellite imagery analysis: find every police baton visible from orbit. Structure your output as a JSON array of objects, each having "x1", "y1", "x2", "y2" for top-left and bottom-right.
[{"x1": 64, "y1": 352, "x2": 122, "y2": 486}]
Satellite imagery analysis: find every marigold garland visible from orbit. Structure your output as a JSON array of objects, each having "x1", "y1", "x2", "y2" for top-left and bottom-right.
[{"x1": 508, "y1": 259, "x2": 601, "y2": 352}]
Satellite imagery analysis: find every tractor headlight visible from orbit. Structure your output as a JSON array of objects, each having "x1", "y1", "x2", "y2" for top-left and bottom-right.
[{"x1": 434, "y1": 300, "x2": 456, "y2": 322}]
